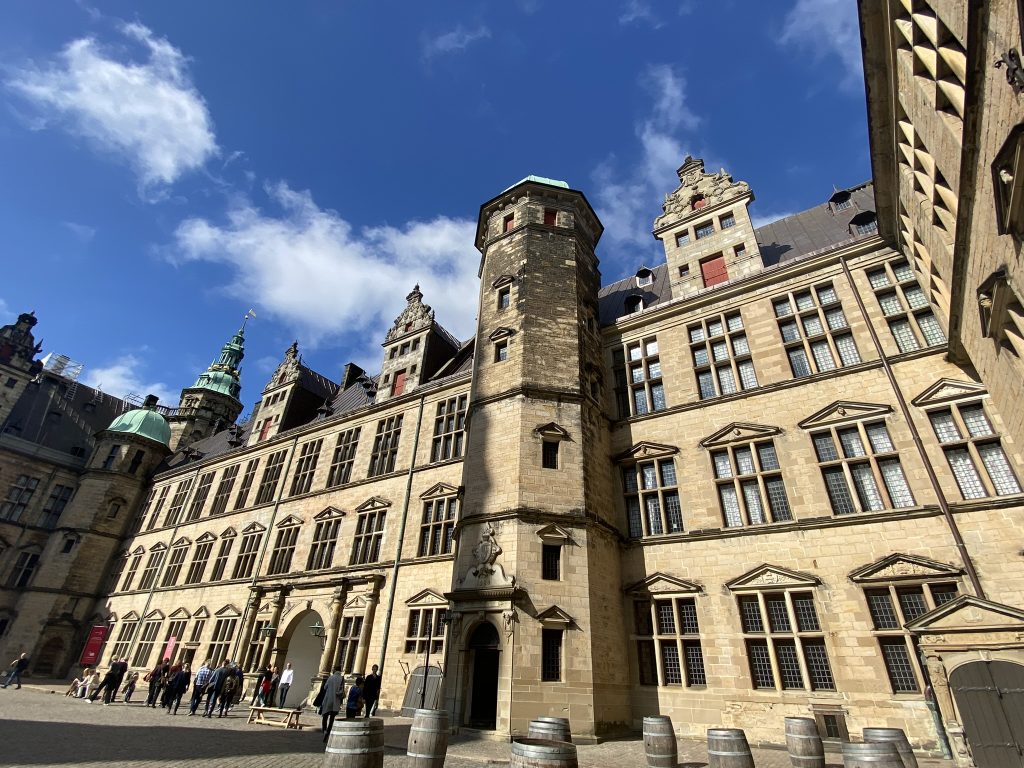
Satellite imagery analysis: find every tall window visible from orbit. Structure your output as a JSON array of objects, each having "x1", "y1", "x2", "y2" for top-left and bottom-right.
[
  {"x1": 185, "y1": 472, "x2": 214, "y2": 521},
  {"x1": 210, "y1": 535, "x2": 235, "y2": 581},
  {"x1": 351, "y1": 508, "x2": 386, "y2": 564},
  {"x1": 307, "y1": 516, "x2": 342, "y2": 570},
  {"x1": 418, "y1": 496, "x2": 457, "y2": 557},
  {"x1": 185, "y1": 537, "x2": 214, "y2": 585},
  {"x1": 206, "y1": 617, "x2": 237, "y2": 664},
  {"x1": 712, "y1": 441, "x2": 792, "y2": 526},
  {"x1": 107, "y1": 553, "x2": 128, "y2": 592},
  {"x1": 189, "y1": 618, "x2": 207, "y2": 644},
  {"x1": 368, "y1": 416, "x2": 403, "y2": 477},
  {"x1": 928, "y1": 401, "x2": 1022, "y2": 499},
  {"x1": 248, "y1": 620, "x2": 269, "y2": 668},
  {"x1": 812, "y1": 421, "x2": 915, "y2": 514},
  {"x1": 255, "y1": 450, "x2": 289, "y2": 505},
  {"x1": 164, "y1": 479, "x2": 194, "y2": 527},
  {"x1": 160, "y1": 544, "x2": 189, "y2": 587},
  {"x1": 738, "y1": 591, "x2": 835, "y2": 691},
  {"x1": 867, "y1": 260, "x2": 947, "y2": 352},
  {"x1": 327, "y1": 428, "x2": 360, "y2": 487},
  {"x1": 267, "y1": 525, "x2": 300, "y2": 575},
  {"x1": 39, "y1": 484, "x2": 74, "y2": 528},
  {"x1": 209, "y1": 465, "x2": 239, "y2": 516},
  {"x1": 8, "y1": 551, "x2": 39, "y2": 588},
  {"x1": 109, "y1": 621, "x2": 138, "y2": 660},
  {"x1": 131, "y1": 619, "x2": 162, "y2": 667},
  {"x1": 405, "y1": 607, "x2": 446, "y2": 654},
  {"x1": 0, "y1": 475, "x2": 40, "y2": 522},
  {"x1": 633, "y1": 597, "x2": 706, "y2": 687},
  {"x1": 102, "y1": 445, "x2": 122, "y2": 470},
  {"x1": 613, "y1": 338, "x2": 665, "y2": 418},
  {"x1": 121, "y1": 550, "x2": 144, "y2": 591},
  {"x1": 542, "y1": 544, "x2": 561, "y2": 580},
  {"x1": 337, "y1": 616, "x2": 363, "y2": 673},
  {"x1": 232, "y1": 528, "x2": 264, "y2": 579},
  {"x1": 145, "y1": 487, "x2": 170, "y2": 531},
  {"x1": 774, "y1": 282, "x2": 861, "y2": 378},
  {"x1": 290, "y1": 439, "x2": 323, "y2": 496},
  {"x1": 690, "y1": 312, "x2": 758, "y2": 399},
  {"x1": 623, "y1": 458, "x2": 683, "y2": 538},
  {"x1": 233, "y1": 459, "x2": 260, "y2": 510},
  {"x1": 431, "y1": 396, "x2": 468, "y2": 462},
  {"x1": 137, "y1": 546, "x2": 167, "y2": 590},
  {"x1": 165, "y1": 619, "x2": 187, "y2": 654},
  {"x1": 542, "y1": 629, "x2": 563, "y2": 682}
]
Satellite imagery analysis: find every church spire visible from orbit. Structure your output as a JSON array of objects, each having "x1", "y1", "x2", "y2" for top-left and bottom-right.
[{"x1": 192, "y1": 323, "x2": 245, "y2": 400}]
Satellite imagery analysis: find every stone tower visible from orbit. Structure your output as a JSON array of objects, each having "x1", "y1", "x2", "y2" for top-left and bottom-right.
[
  {"x1": 0, "y1": 311, "x2": 43, "y2": 426},
  {"x1": 653, "y1": 156, "x2": 763, "y2": 298},
  {"x1": 168, "y1": 325, "x2": 246, "y2": 450},
  {"x1": 445, "y1": 176, "x2": 629, "y2": 740}
]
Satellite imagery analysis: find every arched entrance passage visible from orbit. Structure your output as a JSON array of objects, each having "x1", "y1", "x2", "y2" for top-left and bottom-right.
[
  {"x1": 34, "y1": 637, "x2": 64, "y2": 677},
  {"x1": 951, "y1": 660, "x2": 1024, "y2": 768},
  {"x1": 276, "y1": 608, "x2": 324, "y2": 708},
  {"x1": 466, "y1": 621, "x2": 500, "y2": 730}
]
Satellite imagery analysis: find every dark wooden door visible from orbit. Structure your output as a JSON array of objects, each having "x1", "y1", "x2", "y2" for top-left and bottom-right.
[
  {"x1": 469, "y1": 649, "x2": 499, "y2": 729},
  {"x1": 951, "y1": 660, "x2": 1024, "y2": 768},
  {"x1": 400, "y1": 666, "x2": 442, "y2": 716}
]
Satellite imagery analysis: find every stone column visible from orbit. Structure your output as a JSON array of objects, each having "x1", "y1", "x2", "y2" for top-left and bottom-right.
[
  {"x1": 239, "y1": 588, "x2": 263, "y2": 669},
  {"x1": 353, "y1": 586, "x2": 380, "y2": 674},
  {"x1": 319, "y1": 586, "x2": 346, "y2": 675},
  {"x1": 259, "y1": 588, "x2": 287, "y2": 669}
]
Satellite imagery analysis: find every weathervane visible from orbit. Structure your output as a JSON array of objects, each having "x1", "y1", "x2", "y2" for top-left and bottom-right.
[{"x1": 241, "y1": 308, "x2": 257, "y2": 331}]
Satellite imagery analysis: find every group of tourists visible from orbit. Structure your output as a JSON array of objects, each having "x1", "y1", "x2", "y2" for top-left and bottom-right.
[{"x1": 314, "y1": 663, "x2": 382, "y2": 742}]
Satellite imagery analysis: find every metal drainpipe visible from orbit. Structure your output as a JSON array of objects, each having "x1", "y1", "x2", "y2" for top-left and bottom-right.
[
  {"x1": 230, "y1": 434, "x2": 300, "y2": 662},
  {"x1": 438, "y1": 484, "x2": 467, "y2": 722},
  {"x1": 376, "y1": 394, "x2": 426, "y2": 675},
  {"x1": 840, "y1": 256, "x2": 985, "y2": 598}
]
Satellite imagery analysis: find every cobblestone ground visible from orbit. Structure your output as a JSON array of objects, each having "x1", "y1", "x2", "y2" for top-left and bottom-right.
[{"x1": 0, "y1": 683, "x2": 955, "y2": 768}]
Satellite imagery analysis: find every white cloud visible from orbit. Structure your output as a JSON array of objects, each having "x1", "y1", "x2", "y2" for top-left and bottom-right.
[
  {"x1": 172, "y1": 182, "x2": 480, "y2": 357},
  {"x1": 780, "y1": 0, "x2": 863, "y2": 90},
  {"x1": 422, "y1": 25, "x2": 491, "y2": 60},
  {"x1": 0, "y1": 299, "x2": 12, "y2": 324},
  {"x1": 619, "y1": 1, "x2": 662, "y2": 28},
  {"x1": 82, "y1": 353, "x2": 176, "y2": 405},
  {"x1": 751, "y1": 210, "x2": 797, "y2": 229},
  {"x1": 7, "y1": 22, "x2": 217, "y2": 190},
  {"x1": 62, "y1": 221, "x2": 96, "y2": 242}
]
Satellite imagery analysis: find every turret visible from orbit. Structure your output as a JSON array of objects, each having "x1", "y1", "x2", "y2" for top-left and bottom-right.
[{"x1": 0, "y1": 311, "x2": 43, "y2": 426}]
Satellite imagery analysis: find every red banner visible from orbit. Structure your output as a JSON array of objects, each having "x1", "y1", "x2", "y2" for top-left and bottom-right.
[
  {"x1": 163, "y1": 636, "x2": 177, "y2": 662},
  {"x1": 79, "y1": 625, "x2": 108, "y2": 667}
]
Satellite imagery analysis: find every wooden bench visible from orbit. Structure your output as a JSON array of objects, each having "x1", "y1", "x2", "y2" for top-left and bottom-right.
[{"x1": 247, "y1": 706, "x2": 306, "y2": 729}]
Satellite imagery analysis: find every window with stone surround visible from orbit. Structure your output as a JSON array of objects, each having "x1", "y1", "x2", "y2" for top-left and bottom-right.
[
  {"x1": 164, "y1": 619, "x2": 187, "y2": 657},
  {"x1": 185, "y1": 472, "x2": 214, "y2": 521},
  {"x1": 121, "y1": 549, "x2": 144, "y2": 591},
  {"x1": 690, "y1": 312, "x2": 757, "y2": 399},
  {"x1": 247, "y1": 620, "x2": 269, "y2": 668},
  {"x1": 612, "y1": 337, "x2": 665, "y2": 418},
  {"x1": 266, "y1": 521, "x2": 300, "y2": 575},
  {"x1": 867, "y1": 261, "x2": 947, "y2": 352},
  {"x1": 209, "y1": 465, "x2": 239, "y2": 517},
  {"x1": 160, "y1": 541, "x2": 190, "y2": 587},
  {"x1": 189, "y1": 618, "x2": 206, "y2": 644},
  {"x1": 206, "y1": 617, "x2": 238, "y2": 665},
  {"x1": 255, "y1": 450, "x2": 289, "y2": 505},
  {"x1": 812, "y1": 421, "x2": 914, "y2": 514},
  {"x1": 8, "y1": 550, "x2": 39, "y2": 588},
  {"x1": 307, "y1": 513, "x2": 342, "y2": 570},
  {"x1": 633, "y1": 596, "x2": 706, "y2": 687},
  {"x1": 405, "y1": 607, "x2": 446, "y2": 654},
  {"x1": 712, "y1": 440, "x2": 792, "y2": 527},
  {"x1": 431, "y1": 396, "x2": 467, "y2": 463},
  {"x1": 368, "y1": 415, "x2": 402, "y2": 477},
  {"x1": 289, "y1": 439, "x2": 323, "y2": 496},
  {"x1": 185, "y1": 536, "x2": 214, "y2": 585},
  {"x1": 109, "y1": 620, "x2": 138, "y2": 661},
  {"x1": 774, "y1": 282, "x2": 861, "y2": 378},
  {"x1": 350, "y1": 508, "x2": 386, "y2": 565},
  {"x1": 234, "y1": 458, "x2": 260, "y2": 510},
  {"x1": 737, "y1": 591, "x2": 835, "y2": 692},
  {"x1": 145, "y1": 487, "x2": 170, "y2": 531},
  {"x1": 927, "y1": 400, "x2": 1022, "y2": 499},
  {"x1": 131, "y1": 618, "x2": 162, "y2": 667},
  {"x1": 418, "y1": 495, "x2": 457, "y2": 557},
  {"x1": 337, "y1": 616, "x2": 363, "y2": 674},
  {"x1": 327, "y1": 428, "x2": 361, "y2": 487},
  {"x1": 623, "y1": 457, "x2": 683, "y2": 538},
  {"x1": 137, "y1": 545, "x2": 167, "y2": 590},
  {"x1": 542, "y1": 628, "x2": 563, "y2": 682},
  {"x1": 209, "y1": 532, "x2": 235, "y2": 581},
  {"x1": 0, "y1": 474, "x2": 40, "y2": 522},
  {"x1": 39, "y1": 484, "x2": 73, "y2": 528},
  {"x1": 164, "y1": 478, "x2": 194, "y2": 527},
  {"x1": 107, "y1": 552, "x2": 128, "y2": 592},
  {"x1": 232, "y1": 526, "x2": 264, "y2": 579}
]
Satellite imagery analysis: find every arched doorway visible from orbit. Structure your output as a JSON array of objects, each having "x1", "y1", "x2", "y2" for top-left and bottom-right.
[
  {"x1": 34, "y1": 637, "x2": 64, "y2": 677},
  {"x1": 951, "y1": 660, "x2": 1024, "y2": 768},
  {"x1": 276, "y1": 608, "x2": 324, "y2": 708},
  {"x1": 467, "y1": 622, "x2": 500, "y2": 730}
]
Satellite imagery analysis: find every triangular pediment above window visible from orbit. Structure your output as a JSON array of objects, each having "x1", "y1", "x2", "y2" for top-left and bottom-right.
[
  {"x1": 216, "y1": 604, "x2": 242, "y2": 617},
  {"x1": 492, "y1": 274, "x2": 515, "y2": 289},
  {"x1": 700, "y1": 422, "x2": 783, "y2": 449},
  {"x1": 798, "y1": 401, "x2": 894, "y2": 430},
  {"x1": 171, "y1": 536, "x2": 191, "y2": 547},
  {"x1": 536, "y1": 605, "x2": 575, "y2": 627},
  {"x1": 355, "y1": 496, "x2": 391, "y2": 513},
  {"x1": 220, "y1": 527, "x2": 237, "y2": 538},
  {"x1": 257, "y1": 602, "x2": 272, "y2": 614},
  {"x1": 405, "y1": 589, "x2": 447, "y2": 606},
  {"x1": 624, "y1": 572, "x2": 704, "y2": 597},
  {"x1": 242, "y1": 522, "x2": 266, "y2": 533},
  {"x1": 726, "y1": 564, "x2": 821, "y2": 592},
  {"x1": 536, "y1": 524, "x2": 573, "y2": 544},
  {"x1": 121, "y1": 611, "x2": 140, "y2": 622},
  {"x1": 346, "y1": 595, "x2": 367, "y2": 610},
  {"x1": 849, "y1": 553, "x2": 964, "y2": 583},
  {"x1": 144, "y1": 609, "x2": 164, "y2": 620},
  {"x1": 911, "y1": 379, "x2": 988, "y2": 407},
  {"x1": 193, "y1": 606, "x2": 210, "y2": 619},
  {"x1": 420, "y1": 483, "x2": 459, "y2": 499},
  {"x1": 614, "y1": 441, "x2": 679, "y2": 463},
  {"x1": 195, "y1": 532, "x2": 216, "y2": 544},
  {"x1": 488, "y1": 326, "x2": 516, "y2": 341},
  {"x1": 169, "y1": 607, "x2": 191, "y2": 619},
  {"x1": 314, "y1": 506, "x2": 345, "y2": 520},
  {"x1": 129, "y1": 545, "x2": 145, "y2": 556},
  {"x1": 535, "y1": 422, "x2": 570, "y2": 441},
  {"x1": 149, "y1": 542, "x2": 167, "y2": 552},
  {"x1": 277, "y1": 515, "x2": 303, "y2": 528},
  {"x1": 906, "y1": 596, "x2": 1024, "y2": 633}
]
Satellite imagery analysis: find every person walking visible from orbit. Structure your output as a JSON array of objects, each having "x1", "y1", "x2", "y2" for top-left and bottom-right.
[
  {"x1": 2, "y1": 653, "x2": 29, "y2": 689},
  {"x1": 202, "y1": 660, "x2": 231, "y2": 718},
  {"x1": 218, "y1": 666, "x2": 238, "y2": 717},
  {"x1": 122, "y1": 670, "x2": 139, "y2": 703},
  {"x1": 230, "y1": 665, "x2": 244, "y2": 711},
  {"x1": 164, "y1": 663, "x2": 191, "y2": 714},
  {"x1": 362, "y1": 664, "x2": 381, "y2": 717},
  {"x1": 268, "y1": 665, "x2": 280, "y2": 707},
  {"x1": 144, "y1": 659, "x2": 170, "y2": 707},
  {"x1": 277, "y1": 662, "x2": 294, "y2": 708},
  {"x1": 250, "y1": 665, "x2": 270, "y2": 706},
  {"x1": 317, "y1": 668, "x2": 344, "y2": 742},
  {"x1": 345, "y1": 675, "x2": 364, "y2": 720},
  {"x1": 255, "y1": 671, "x2": 272, "y2": 706},
  {"x1": 187, "y1": 660, "x2": 211, "y2": 716},
  {"x1": 90, "y1": 657, "x2": 127, "y2": 704}
]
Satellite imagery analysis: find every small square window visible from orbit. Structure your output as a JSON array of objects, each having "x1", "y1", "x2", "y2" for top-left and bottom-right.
[
  {"x1": 542, "y1": 440, "x2": 559, "y2": 469},
  {"x1": 678, "y1": 265, "x2": 690, "y2": 278},
  {"x1": 544, "y1": 209, "x2": 557, "y2": 227},
  {"x1": 503, "y1": 213, "x2": 514, "y2": 233},
  {"x1": 734, "y1": 244, "x2": 746, "y2": 260},
  {"x1": 4, "y1": 378, "x2": 16, "y2": 389},
  {"x1": 498, "y1": 287, "x2": 511, "y2": 310},
  {"x1": 542, "y1": 544, "x2": 561, "y2": 580},
  {"x1": 676, "y1": 232, "x2": 690, "y2": 247},
  {"x1": 61, "y1": 539, "x2": 75, "y2": 553},
  {"x1": 495, "y1": 342, "x2": 508, "y2": 362},
  {"x1": 695, "y1": 222, "x2": 715, "y2": 239},
  {"x1": 720, "y1": 213, "x2": 736, "y2": 229}
]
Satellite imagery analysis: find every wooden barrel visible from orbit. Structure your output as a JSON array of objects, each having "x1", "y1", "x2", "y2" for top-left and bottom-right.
[
  {"x1": 528, "y1": 717, "x2": 572, "y2": 743},
  {"x1": 407, "y1": 709, "x2": 449, "y2": 768},
  {"x1": 785, "y1": 717, "x2": 825, "y2": 768},
  {"x1": 510, "y1": 738, "x2": 578, "y2": 768},
  {"x1": 708, "y1": 728, "x2": 755, "y2": 768},
  {"x1": 323, "y1": 718, "x2": 384, "y2": 768},
  {"x1": 842, "y1": 741, "x2": 903, "y2": 768},
  {"x1": 863, "y1": 728, "x2": 918, "y2": 768},
  {"x1": 643, "y1": 716, "x2": 678, "y2": 768}
]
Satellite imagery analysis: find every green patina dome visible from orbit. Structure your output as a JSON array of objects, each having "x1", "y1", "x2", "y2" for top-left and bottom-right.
[
  {"x1": 194, "y1": 369, "x2": 239, "y2": 398},
  {"x1": 503, "y1": 175, "x2": 570, "y2": 192},
  {"x1": 107, "y1": 407, "x2": 171, "y2": 447}
]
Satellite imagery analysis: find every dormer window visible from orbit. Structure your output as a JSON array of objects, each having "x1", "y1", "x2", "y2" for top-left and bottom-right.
[
  {"x1": 636, "y1": 268, "x2": 654, "y2": 288},
  {"x1": 829, "y1": 190, "x2": 853, "y2": 212},
  {"x1": 624, "y1": 295, "x2": 645, "y2": 315},
  {"x1": 851, "y1": 211, "x2": 878, "y2": 236}
]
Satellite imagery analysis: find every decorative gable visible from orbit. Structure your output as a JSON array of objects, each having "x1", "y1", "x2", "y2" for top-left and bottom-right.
[
  {"x1": 121, "y1": 611, "x2": 140, "y2": 622},
  {"x1": 911, "y1": 379, "x2": 988, "y2": 407},
  {"x1": 536, "y1": 605, "x2": 575, "y2": 627},
  {"x1": 906, "y1": 595, "x2": 1024, "y2": 633},
  {"x1": 726, "y1": 564, "x2": 821, "y2": 592},
  {"x1": 535, "y1": 422, "x2": 570, "y2": 441},
  {"x1": 346, "y1": 595, "x2": 367, "y2": 610},
  {"x1": 276, "y1": 514, "x2": 303, "y2": 528},
  {"x1": 241, "y1": 522, "x2": 266, "y2": 533},
  {"x1": 129, "y1": 545, "x2": 144, "y2": 556},
  {"x1": 195, "y1": 532, "x2": 217, "y2": 543},
  {"x1": 216, "y1": 604, "x2": 242, "y2": 617},
  {"x1": 492, "y1": 274, "x2": 515, "y2": 289},
  {"x1": 192, "y1": 606, "x2": 210, "y2": 619},
  {"x1": 489, "y1": 327, "x2": 515, "y2": 342},
  {"x1": 700, "y1": 422, "x2": 783, "y2": 449},
  {"x1": 405, "y1": 589, "x2": 447, "y2": 606},
  {"x1": 144, "y1": 609, "x2": 164, "y2": 620},
  {"x1": 614, "y1": 441, "x2": 679, "y2": 463},
  {"x1": 169, "y1": 607, "x2": 191, "y2": 619},
  {"x1": 798, "y1": 401, "x2": 893, "y2": 430},
  {"x1": 355, "y1": 496, "x2": 391, "y2": 513},
  {"x1": 849, "y1": 553, "x2": 964, "y2": 584},
  {"x1": 148, "y1": 542, "x2": 167, "y2": 552},
  {"x1": 625, "y1": 572, "x2": 704, "y2": 597},
  {"x1": 420, "y1": 482, "x2": 459, "y2": 499},
  {"x1": 314, "y1": 506, "x2": 345, "y2": 520},
  {"x1": 220, "y1": 527, "x2": 237, "y2": 538},
  {"x1": 171, "y1": 536, "x2": 191, "y2": 547},
  {"x1": 536, "y1": 524, "x2": 573, "y2": 544}
]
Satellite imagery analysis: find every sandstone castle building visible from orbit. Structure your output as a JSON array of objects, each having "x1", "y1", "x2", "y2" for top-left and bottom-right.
[{"x1": 2, "y1": 2, "x2": 1024, "y2": 765}]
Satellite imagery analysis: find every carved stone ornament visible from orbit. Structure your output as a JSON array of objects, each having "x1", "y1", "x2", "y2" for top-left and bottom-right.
[
  {"x1": 460, "y1": 523, "x2": 515, "y2": 589},
  {"x1": 752, "y1": 571, "x2": 784, "y2": 585},
  {"x1": 268, "y1": 341, "x2": 302, "y2": 389},
  {"x1": 503, "y1": 609, "x2": 518, "y2": 633},
  {"x1": 653, "y1": 156, "x2": 751, "y2": 231},
  {"x1": 874, "y1": 562, "x2": 933, "y2": 578},
  {"x1": 384, "y1": 285, "x2": 435, "y2": 343}
]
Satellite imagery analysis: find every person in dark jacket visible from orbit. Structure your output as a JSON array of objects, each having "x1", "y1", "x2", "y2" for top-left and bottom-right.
[
  {"x1": 164, "y1": 663, "x2": 191, "y2": 714},
  {"x1": 2, "y1": 653, "x2": 29, "y2": 689},
  {"x1": 362, "y1": 664, "x2": 381, "y2": 717},
  {"x1": 90, "y1": 657, "x2": 127, "y2": 704},
  {"x1": 202, "y1": 660, "x2": 232, "y2": 718},
  {"x1": 145, "y1": 659, "x2": 170, "y2": 707},
  {"x1": 250, "y1": 665, "x2": 270, "y2": 706}
]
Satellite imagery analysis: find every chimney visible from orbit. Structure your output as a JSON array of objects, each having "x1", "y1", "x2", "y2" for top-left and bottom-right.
[
  {"x1": 341, "y1": 362, "x2": 365, "y2": 390},
  {"x1": 143, "y1": 394, "x2": 159, "y2": 409}
]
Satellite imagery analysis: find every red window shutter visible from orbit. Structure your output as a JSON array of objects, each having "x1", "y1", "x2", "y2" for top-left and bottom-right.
[
  {"x1": 701, "y1": 255, "x2": 728, "y2": 287},
  {"x1": 258, "y1": 418, "x2": 273, "y2": 442},
  {"x1": 544, "y1": 209, "x2": 557, "y2": 226},
  {"x1": 504, "y1": 214, "x2": 514, "y2": 232},
  {"x1": 392, "y1": 370, "x2": 407, "y2": 397}
]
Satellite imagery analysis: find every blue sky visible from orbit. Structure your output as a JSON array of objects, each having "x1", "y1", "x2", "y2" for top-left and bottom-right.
[{"x1": 0, "y1": 0, "x2": 867, "y2": 417}]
